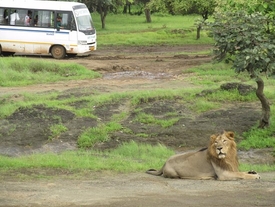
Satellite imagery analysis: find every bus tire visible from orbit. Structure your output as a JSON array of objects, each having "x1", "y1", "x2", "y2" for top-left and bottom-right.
[{"x1": 51, "y1": 45, "x2": 66, "y2": 59}]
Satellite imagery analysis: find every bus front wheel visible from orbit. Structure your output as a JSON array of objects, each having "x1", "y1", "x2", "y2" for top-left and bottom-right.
[{"x1": 51, "y1": 45, "x2": 66, "y2": 59}]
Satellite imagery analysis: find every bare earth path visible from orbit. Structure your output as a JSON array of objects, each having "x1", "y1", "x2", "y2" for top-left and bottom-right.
[
  {"x1": 1, "y1": 172, "x2": 275, "y2": 207},
  {"x1": 0, "y1": 45, "x2": 275, "y2": 206}
]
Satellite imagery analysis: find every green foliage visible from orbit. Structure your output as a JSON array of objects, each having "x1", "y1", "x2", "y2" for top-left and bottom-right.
[
  {"x1": 209, "y1": 10, "x2": 275, "y2": 76},
  {"x1": 0, "y1": 57, "x2": 101, "y2": 86},
  {"x1": 148, "y1": 0, "x2": 216, "y2": 17},
  {"x1": 216, "y1": 0, "x2": 275, "y2": 19}
]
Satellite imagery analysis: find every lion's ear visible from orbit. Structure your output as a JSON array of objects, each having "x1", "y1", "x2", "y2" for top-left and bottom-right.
[
  {"x1": 210, "y1": 134, "x2": 217, "y2": 142},
  {"x1": 225, "y1": 131, "x2": 235, "y2": 140}
]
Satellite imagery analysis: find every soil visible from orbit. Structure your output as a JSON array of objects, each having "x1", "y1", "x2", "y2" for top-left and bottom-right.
[{"x1": 0, "y1": 45, "x2": 274, "y2": 207}]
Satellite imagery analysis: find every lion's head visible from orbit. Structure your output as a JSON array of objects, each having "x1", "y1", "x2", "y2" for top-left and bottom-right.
[{"x1": 208, "y1": 131, "x2": 239, "y2": 172}]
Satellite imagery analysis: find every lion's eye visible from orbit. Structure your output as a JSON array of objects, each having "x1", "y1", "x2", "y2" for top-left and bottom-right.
[{"x1": 223, "y1": 140, "x2": 227, "y2": 143}]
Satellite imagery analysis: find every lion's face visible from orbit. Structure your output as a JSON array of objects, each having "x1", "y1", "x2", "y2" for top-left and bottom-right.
[{"x1": 210, "y1": 131, "x2": 236, "y2": 159}]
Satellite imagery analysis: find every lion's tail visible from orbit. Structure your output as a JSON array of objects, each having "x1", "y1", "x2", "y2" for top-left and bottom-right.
[{"x1": 146, "y1": 167, "x2": 163, "y2": 176}]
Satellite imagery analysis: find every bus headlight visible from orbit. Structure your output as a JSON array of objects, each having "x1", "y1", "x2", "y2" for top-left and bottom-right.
[{"x1": 78, "y1": 40, "x2": 87, "y2": 45}]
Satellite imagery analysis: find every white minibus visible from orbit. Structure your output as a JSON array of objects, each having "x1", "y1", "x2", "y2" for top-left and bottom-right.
[{"x1": 0, "y1": 0, "x2": 96, "y2": 58}]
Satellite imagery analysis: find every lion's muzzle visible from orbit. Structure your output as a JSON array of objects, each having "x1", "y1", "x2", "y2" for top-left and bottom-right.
[{"x1": 216, "y1": 147, "x2": 226, "y2": 159}]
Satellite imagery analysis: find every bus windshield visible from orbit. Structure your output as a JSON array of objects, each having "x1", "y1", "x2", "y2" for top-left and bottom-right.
[{"x1": 74, "y1": 7, "x2": 95, "y2": 35}]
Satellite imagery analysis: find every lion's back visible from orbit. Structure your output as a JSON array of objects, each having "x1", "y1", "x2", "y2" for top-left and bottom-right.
[{"x1": 163, "y1": 149, "x2": 216, "y2": 179}]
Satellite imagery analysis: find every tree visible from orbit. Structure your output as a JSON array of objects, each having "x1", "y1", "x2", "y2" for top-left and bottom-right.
[
  {"x1": 81, "y1": 0, "x2": 112, "y2": 29},
  {"x1": 209, "y1": 11, "x2": 275, "y2": 128},
  {"x1": 135, "y1": 0, "x2": 151, "y2": 23},
  {"x1": 82, "y1": 0, "x2": 128, "y2": 29},
  {"x1": 148, "y1": 0, "x2": 216, "y2": 38}
]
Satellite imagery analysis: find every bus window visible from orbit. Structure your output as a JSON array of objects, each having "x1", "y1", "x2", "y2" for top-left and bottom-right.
[
  {"x1": 2, "y1": 9, "x2": 9, "y2": 25},
  {"x1": 16, "y1": 9, "x2": 31, "y2": 26},
  {"x1": 0, "y1": 9, "x2": 4, "y2": 24},
  {"x1": 56, "y1": 12, "x2": 70, "y2": 30},
  {"x1": 6, "y1": 9, "x2": 20, "y2": 25},
  {"x1": 32, "y1": 10, "x2": 40, "y2": 27},
  {"x1": 40, "y1": 10, "x2": 52, "y2": 28},
  {"x1": 23, "y1": 10, "x2": 32, "y2": 26}
]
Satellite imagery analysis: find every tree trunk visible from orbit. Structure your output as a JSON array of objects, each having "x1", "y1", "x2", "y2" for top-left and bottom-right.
[
  {"x1": 99, "y1": 5, "x2": 108, "y2": 29},
  {"x1": 255, "y1": 77, "x2": 270, "y2": 128},
  {"x1": 145, "y1": 9, "x2": 151, "y2": 23},
  {"x1": 123, "y1": 5, "x2": 127, "y2": 14},
  {"x1": 196, "y1": 26, "x2": 201, "y2": 40},
  {"x1": 128, "y1": 3, "x2": 131, "y2": 14},
  {"x1": 101, "y1": 15, "x2": 105, "y2": 29}
]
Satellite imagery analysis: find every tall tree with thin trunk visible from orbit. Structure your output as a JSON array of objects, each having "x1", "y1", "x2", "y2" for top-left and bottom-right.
[
  {"x1": 209, "y1": 11, "x2": 274, "y2": 128},
  {"x1": 135, "y1": 0, "x2": 151, "y2": 23}
]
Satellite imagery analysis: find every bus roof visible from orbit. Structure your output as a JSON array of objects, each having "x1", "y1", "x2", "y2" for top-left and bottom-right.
[{"x1": 0, "y1": 0, "x2": 86, "y2": 11}]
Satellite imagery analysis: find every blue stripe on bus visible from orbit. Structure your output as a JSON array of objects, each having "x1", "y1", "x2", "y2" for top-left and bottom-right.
[{"x1": 0, "y1": 27, "x2": 69, "y2": 34}]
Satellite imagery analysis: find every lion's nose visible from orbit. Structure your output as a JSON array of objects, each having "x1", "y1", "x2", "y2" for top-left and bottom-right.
[{"x1": 217, "y1": 147, "x2": 223, "y2": 151}]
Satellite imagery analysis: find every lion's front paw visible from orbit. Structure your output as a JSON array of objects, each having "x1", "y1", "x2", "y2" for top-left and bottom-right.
[{"x1": 248, "y1": 170, "x2": 260, "y2": 179}]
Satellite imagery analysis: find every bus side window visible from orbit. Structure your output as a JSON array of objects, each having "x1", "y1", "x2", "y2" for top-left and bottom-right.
[
  {"x1": 0, "y1": 9, "x2": 4, "y2": 24},
  {"x1": 56, "y1": 12, "x2": 70, "y2": 30},
  {"x1": 17, "y1": 9, "x2": 30, "y2": 26},
  {"x1": 40, "y1": 10, "x2": 52, "y2": 28},
  {"x1": 2, "y1": 9, "x2": 9, "y2": 25},
  {"x1": 8, "y1": 9, "x2": 20, "y2": 26}
]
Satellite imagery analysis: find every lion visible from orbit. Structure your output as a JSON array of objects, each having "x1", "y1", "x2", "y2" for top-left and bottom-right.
[{"x1": 146, "y1": 131, "x2": 260, "y2": 180}]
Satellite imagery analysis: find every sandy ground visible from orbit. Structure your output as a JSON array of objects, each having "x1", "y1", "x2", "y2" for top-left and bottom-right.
[{"x1": 1, "y1": 172, "x2": 275, "y2": 207}]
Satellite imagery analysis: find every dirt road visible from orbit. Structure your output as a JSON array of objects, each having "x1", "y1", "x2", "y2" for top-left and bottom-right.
[{"x1": 1, "y1": 172, "x2": 275, "y2": 207}]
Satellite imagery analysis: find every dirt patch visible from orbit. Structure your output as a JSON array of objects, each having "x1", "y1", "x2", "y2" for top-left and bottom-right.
[
  {"x1": 0, "y1": 45, "x2": 263, "y2": 156},
  {"x1": 0, "y1": 45, "x2": 274, "y2": 207}
]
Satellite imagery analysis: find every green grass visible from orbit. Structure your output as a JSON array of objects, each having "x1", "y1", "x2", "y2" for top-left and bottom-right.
[
  {"x1": 49, "y1": 124, "x2": 68, "y2": 140},
  {"x1": 189, "y1": 100, "x2": 221, "y2": 113},
  {"x1": 238, "y1": 107, "x2": 275, "y2": 150},
  {"x1": 0, "y1": 141, "x2": 174, "y2": 173},
  {"x1": 93, "y1": 13, "x2": 213, "y2": 46},
  {"x1": 134, "y1": 112, "x2": 179, "y2": 128},
  {"x1": 239, "y1": 163, "x2": 275, "y2": 172},
  {"x1": 0, "y1": 57, "x2": 101, "y2": 86},
  {"x1": 77, "y1": 122, "x2": 124, "y2": 148},
  {"x1": 1, "y1": 141, "x2": 273, "y2": 176}
]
